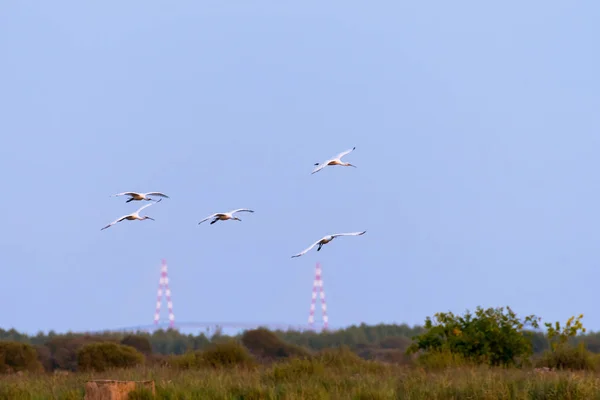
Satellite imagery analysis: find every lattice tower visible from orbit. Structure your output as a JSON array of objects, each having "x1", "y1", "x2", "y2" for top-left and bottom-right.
[
  {"x1": 308, "y1": 262, "x2": 328, "y2": 330},
  {"x1": 153, "y1": 259, "x2": 175, "y2": 328}
]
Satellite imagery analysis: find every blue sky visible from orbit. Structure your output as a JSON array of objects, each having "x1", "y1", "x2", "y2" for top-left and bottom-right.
[{"x1": 1, "y1": 1, "x2": 599, "y2": 335}]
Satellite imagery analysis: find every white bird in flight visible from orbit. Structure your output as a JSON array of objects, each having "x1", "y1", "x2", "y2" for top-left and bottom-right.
[
  {"x1": 312, "y1": 147, "x2": 357, "y2": 174},
  {"x1": 291, "y1": 231, "x2": 367, "y2": 258},
  {"x1": 198, "y1": 209, "x2": 255, "y2": 225},
  {"x1": 111, "y1": 191, "x2": 170, "y2": 203},
  {"x1": 101, "y1": 199, "x2": 162, "y2": 231}
]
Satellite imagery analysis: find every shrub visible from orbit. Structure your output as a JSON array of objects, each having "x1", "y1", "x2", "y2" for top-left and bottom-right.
[
  {"x1": 537, "y1": 343, "x2": 596, "y2": 371},
  {"x1": 407, "y1": 306, "x2": 540, "y2": 367},
  {"x1": 200, "y1": 340, "x2": 256, "y2": 369},
  {"x1": 34, "y1": 344, "x2": 52, "y2": 371},
  {"x1": 77, "y1": 342, "x2": 145, "y2": 372},
  {"x1": 241, "y1": 328, "x2": 311, "y2": 361},
  {"x1": 44, "y1": 335, "x2": 112, "y2": 371},
  {"x1": 0, "y1": 341, "x2": 44, "y2": 374},
  {"x1": 316, "y1": 345, "x2": 364, "y2": 367},
  {"x1": 265, "y1": 358, "x2": 326, "y2": 382},
  {"x1": 168, "y1": 350, "x2": 203, "y2": 370},
  {"x1": 121, "y1": 335, "x2": 153, "y2": 355},
  {"x1": 314, "y1": 346, "x2": 387, "y2": 374},
  {"x1": 536, "y1": 315, "x2": 595, "y2": 371}
]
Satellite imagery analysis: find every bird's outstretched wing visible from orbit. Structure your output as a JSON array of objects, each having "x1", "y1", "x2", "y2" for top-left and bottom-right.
[
  {"x1": 230, "y1": 208, "x2": 254, "y2": 214},
  {"x1": 335, "y1": 146, "x2": 356, "y2": 160},
  {"x1": 291, "y1": 238, "x2": 323, "y2": 258},
  {"x1": 135, "y1": 198, "x2": 161, "y2": 214},
  {"x1": 198, "y1": 213, "x2": 218, "y2": 225},
  {"x1": 331, "y1": 230, "x2": 366, "y2": 238},
  {"x1": 144, "y1": 192, "x2": 169, "y2": 198},
  {"x1": 101, "y1": 215, "x2": 128, "y2": 231},
  {"x1": 311, "y1": 163, "x2": 329, "y2": 174},
  {"x1": 112, "y1": 192, "x2": 140, "y2": 197}
]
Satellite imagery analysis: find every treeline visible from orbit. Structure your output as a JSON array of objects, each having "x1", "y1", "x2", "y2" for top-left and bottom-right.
[
  {"x1": 3, "y1": 307, "x2": 600, "y2": 373},
  {"x1": 0, "y1": 322, "x2": 425, "y2": 370}
]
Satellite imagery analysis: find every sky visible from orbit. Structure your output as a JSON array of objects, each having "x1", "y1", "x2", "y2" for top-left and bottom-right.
[{"x1": 1, "y1": 1, "x2": 599, "y2": 335}]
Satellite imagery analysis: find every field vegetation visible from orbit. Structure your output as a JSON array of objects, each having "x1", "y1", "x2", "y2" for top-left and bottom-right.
[{"x1": 3, "y1": 306, "x2": 600, "y2": 398}]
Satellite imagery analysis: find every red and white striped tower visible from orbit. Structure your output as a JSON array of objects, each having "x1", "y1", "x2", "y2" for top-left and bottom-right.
[
  {"x1": 308, "y1": 262, "x2": 328, "y2": 330},
  {"x1": 153, "y1": 259, "x2": 175, "y2": 328}
]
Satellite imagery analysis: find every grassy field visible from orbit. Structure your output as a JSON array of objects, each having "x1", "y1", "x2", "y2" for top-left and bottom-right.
[{"x1": 2, "y1": 362, "x2": 600, "y2": 400}]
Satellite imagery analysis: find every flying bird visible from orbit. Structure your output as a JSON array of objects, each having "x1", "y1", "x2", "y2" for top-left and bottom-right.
[
  {"x1": 198, "y1": 209, "x2": 255, "y2": 225},
  {"x1": 291, "y1": 231, "x2": 367, "y2": 258},
  {"x1": 101, "y1": 199, "x2": 162, "y2": 231},
  {"x1": 312, "y1": 147, "x2": 357, "y2": 174},
  {"x1": 111, "y1": 191, "x2": 170, "y2": 203}
]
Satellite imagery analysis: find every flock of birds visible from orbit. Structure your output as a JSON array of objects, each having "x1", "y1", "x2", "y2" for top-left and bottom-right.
[{"x1": 101, "y1": 147, "x2": 367, "y2": 258}]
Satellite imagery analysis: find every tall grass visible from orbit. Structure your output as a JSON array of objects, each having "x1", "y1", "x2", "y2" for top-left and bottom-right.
[{"x1": 3, "y1": 361, "x2": 600, "y2": 399}]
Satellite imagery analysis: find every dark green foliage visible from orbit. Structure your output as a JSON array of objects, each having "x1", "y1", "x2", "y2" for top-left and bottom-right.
[
  {"x1": 44, "y1": 335, "x2": 112, "y2": 371},
  {"x1": 34, "y1": 344, "x2": 52, "y2": 371},
  {"x1": 0, "y1": 341, "x2": 44, "y2": 374},
  {"x1": 121, "y1": 335, "x2": 153, "y2": 355},
  {"x1": 407, "y1": 306, "x2": 541, "y2": 367},
  {"x1": 273, "y1": 322, "x2": 425, "y2": 352},
  {"x1": 5, "y1": 305, "x2": 600, "y2": 375},
  {"x1": 378, "y1": 336, "x2": 410, "y2": 350},
  {"x1": 77, "y1": 342, "x2": 145, "y2": 372},
  {"x1": 200, "y1": 340, "x2": 256, "y2": 369},
  {"x1": 537, "y1": 342, "x2": 596, "y2": 371},
  {"x1": 241, "y1": 328, "x2": 311, "y2": 361},
  {"x1": 169, "y1": 341, "x2": 257, "y2": 370},
  {"x1": 167, "y1": 350, "x2": 204, "y2": 370},
  {"x1": 0, "y1": 328, "x2": 32, "y2": 344}
]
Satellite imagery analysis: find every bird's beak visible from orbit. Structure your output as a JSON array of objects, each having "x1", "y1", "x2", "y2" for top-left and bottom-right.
[
  {"x1": 349, "y1": 163, "x2": 357, "y2": 168},
  {"x1": 147, "y1": 217, "x2": 155, "y2": 221}
]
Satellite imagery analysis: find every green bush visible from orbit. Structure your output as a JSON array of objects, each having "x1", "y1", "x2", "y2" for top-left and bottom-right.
[
  {"x1": 77, "y1": 342, "x2": 145, "y2": 372},
  {"x1": 241, "y1": 328, "x2": 311, "y2": 361},
  {"x1": 315, "y1": 345, "x2": 365, "y2": 367},
  {"x1": 200, "y1": 341, "x2": 256, "y2": 369},
  {"x1": 43, "y1": 335, "x2": 112, "y2": 371},
  {"x1": 407, "y1": 306, "x2": 540, "y2": 367},
  {"x1": 314, "y1": 346, "x2": 387, "y2": 374},
  {"x1": 121, "y1": 335, "x2": 153, "y2": 356},
  {"x1": 0, "y1": 341, "x2": 44, "y2": 374},
  {"x1": 537, "y1": 343, "x2": 596, "y2": 371},
  {"x1": 167, "y1": 350, "x2": 203, "y2": 370},
  {"x1": 265, "y1": 358, "x2": 326, "y2": 382}
]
